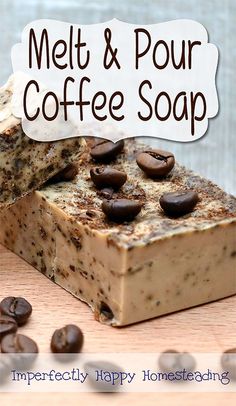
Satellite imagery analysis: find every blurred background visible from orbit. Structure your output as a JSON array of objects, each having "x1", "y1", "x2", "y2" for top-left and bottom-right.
[{"x1": 0, "y1": 0, "x2": 235, "y2": 194}]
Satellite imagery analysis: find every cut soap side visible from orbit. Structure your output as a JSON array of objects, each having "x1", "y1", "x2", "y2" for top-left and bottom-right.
[{"x1": 0, "y1": 75, "x2": 85, "y2": 208}]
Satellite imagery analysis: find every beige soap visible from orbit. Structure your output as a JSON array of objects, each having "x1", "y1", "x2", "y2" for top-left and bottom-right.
[
  {"x1": 0, "y1": 76, "x2": 85, "y2": 208},
  {"x1": 0, "y1": 141, "x2": 235, "y2": 326}
]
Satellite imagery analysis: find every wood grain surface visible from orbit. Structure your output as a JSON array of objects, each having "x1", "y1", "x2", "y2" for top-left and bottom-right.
[{"x1": 0, "y1": 244, "x2": 236, "y2": 404}]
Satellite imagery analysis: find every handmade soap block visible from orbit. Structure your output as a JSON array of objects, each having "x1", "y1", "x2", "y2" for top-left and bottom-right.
[
  {"x1": 0, "y1": 76, "x2": 85, "y2": 208},
  {"x1": 0, "y1": 141, "x2": 235, "y2": 326}
]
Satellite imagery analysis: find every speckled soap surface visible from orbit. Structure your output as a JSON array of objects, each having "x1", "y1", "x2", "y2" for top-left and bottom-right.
[
  {"x1": 0, "y1": 140, "x2": 235, "y2": 326},
  {"x1": 41, "y1": 140, "x2": 236, "y2": 247},
  {"x1": 0, "y1": 76, "x2": 85, "y2": 208}
]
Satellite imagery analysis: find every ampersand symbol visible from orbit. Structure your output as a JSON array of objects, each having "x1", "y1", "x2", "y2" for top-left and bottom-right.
[{"x1": 103, "y1": 28, "x2": 121, "y2": 69}]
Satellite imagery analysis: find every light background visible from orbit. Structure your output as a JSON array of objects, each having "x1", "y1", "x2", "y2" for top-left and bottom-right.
[{"x1": 0, "y1": 0, "x2": 235, "y2": 193}]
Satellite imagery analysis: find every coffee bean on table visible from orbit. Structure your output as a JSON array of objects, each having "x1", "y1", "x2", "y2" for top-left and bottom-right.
[
  {"x1": 51, "y1": 324, "x2": 84, "y2": 353},
  {"x1": 84, "y1": 360, "x2": 124, "y2": 391},
  {"x1": 221, "y1": 348, "x2": 236, "y2": 380},
  {"x1": 90, "y1": 139, "x2": 124, "y2": 161},
  {"x1": 0, "y1": 356, "x2": 13, "y2": 384},
  {"x1": 158, "y1": 350, "x2": 196, "y2": 373},
  {"x1": 90, "y1": 167, "x2": 127, "y2": 189},
  {"x1": 177, "y1": 352, "x2": 196, "y2": 372},
  {"x1": 136, "y1": 149, "x2": 175, "y2": 177},
  {"x1": 1, "y1": 334, "x2": 38, "y2": 370},
  {"x1": 1, "y1": 333, "x2": 38, "y2": 354},
  {"x1": 158, "y1": 350, "x2": 179, "y2": 372},
  {"x1": 159, "y1": 190, "x2": 199, "y2": 216},
  {"x1": 0, "y1": 315, "x2": 17, "y2": 341},
  {"x1": 49, "y1": 163, "x2": 78, "y2": 183},
  {"x1": 0, "y1": 297, "x2": 32, "y2": 326},
  {"x1": 102, "y1": 199, "x2": 142, "y2": 222}
]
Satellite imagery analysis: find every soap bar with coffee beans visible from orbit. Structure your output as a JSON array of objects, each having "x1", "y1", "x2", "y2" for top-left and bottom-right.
[
  {"x1": 0, "y1": 76, "x2": 85, "y2": 208},
  {"x1": 0, "y1": 140, "x2": 235, "y2": 326}
]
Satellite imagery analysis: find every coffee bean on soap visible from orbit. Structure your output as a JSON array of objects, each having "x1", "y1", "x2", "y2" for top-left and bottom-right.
[
  {"x1": 0, "y1": 297, "x2": 32, "y2": 326},
  {"x1": 221, "y1": 348, "x2": 236, "y2": 380},
  {"x1": 49, "y1": 163, "x2": 78, "y2": 183},
  {"x1": 1, "y1": 333, "x2": 38, "y2": 354},
  {"x1": 90, "y1": 167, "x2": 127, "y2": 189},
  {"x1": 102, "y1": 199, "x2": 142, "y2": 222},
  {"x1": 51, "y1": 324, "x2": 84, "y2": 353},
  {"x1": 159, "y1": 190, "x2": 199, "y2": 216},
  {"x1": 136, "y1": 149, "x2": 175, "y2": 177},
  {"x1": 0, "y1": 315, "x2": 17, "y2": 341},
  {"x1": 158, "y1": 350, "x2": 196, "y2": 373},
  {"x1": 90, "y1": 139, "x2": 124, "y2": 161}
]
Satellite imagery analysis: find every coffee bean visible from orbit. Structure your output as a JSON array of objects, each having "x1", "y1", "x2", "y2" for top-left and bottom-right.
[
  {"x1": 102, "y1": 199, "x2": 142, "y2": 222},
  {"x1": 84, "y1": 360, "x2": 123, "y2": 391},
  {"x1": 49, "y1": 163, "x2": 78, "y2": 183},
  {"x1": 90, "y1": 167, "x2": 127, "y2": 189},
  {"x1": 158, "y1": 350, "x2": 196, "y2": 373},
  {"x1": 136, "y1": 149, "x2": 175, "y2": 177},
  {"x1": 0, "y1": 356, "x2": 13, "y2": 384},
  {"x1": 1, "y1": 333, "x2": 38, "y2": 354},
  {"x1": 158, "y1": 350, "x2": 179, "y2": 372},
  {"x1": 90, "y1": 139, "x2": 124, "y2": 161},
  {"x1": 221, "y1": 348, "x2": 236, "y2": 380},
  {"x1": 159, "y1": 190, "x2": 199, "y2": 216},
  {"x1": 51, "y1": 324, "x2": 83, "y2": 353},
  {"x1": 1, "y1": 334, "x2": 38, "y2": 370},
  {"x1": 0, "y1": 297, "x2": 32, "y2": 326},
  {"x1": 0, "y1": 315, "x2": 17, "y2": 341},
  {"x1": 177, "y1": 352, "x2": 196, "y2": 372}
]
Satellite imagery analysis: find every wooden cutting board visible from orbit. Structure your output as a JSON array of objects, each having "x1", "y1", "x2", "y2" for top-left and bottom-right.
[{"x1": 0, "y1": 244, "x2": 235, "y2": 405}]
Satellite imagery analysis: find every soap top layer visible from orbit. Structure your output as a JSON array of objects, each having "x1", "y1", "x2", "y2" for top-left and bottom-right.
[{"x1": 41, "y1": 139, "x2": 236, "y2": 248}]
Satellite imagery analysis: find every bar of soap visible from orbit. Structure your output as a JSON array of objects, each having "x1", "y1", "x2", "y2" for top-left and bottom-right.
[
  {"x1": 0, "y1": 140, "x2": 235, "y2": 326},
  {"x1": 0, "y1": 76, "x2": 85, "y2": 208}
]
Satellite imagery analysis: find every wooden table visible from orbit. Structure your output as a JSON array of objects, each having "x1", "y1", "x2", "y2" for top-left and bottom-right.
[{"x1": 0, "y1": 244, "x2": 235, "y2": 405}]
